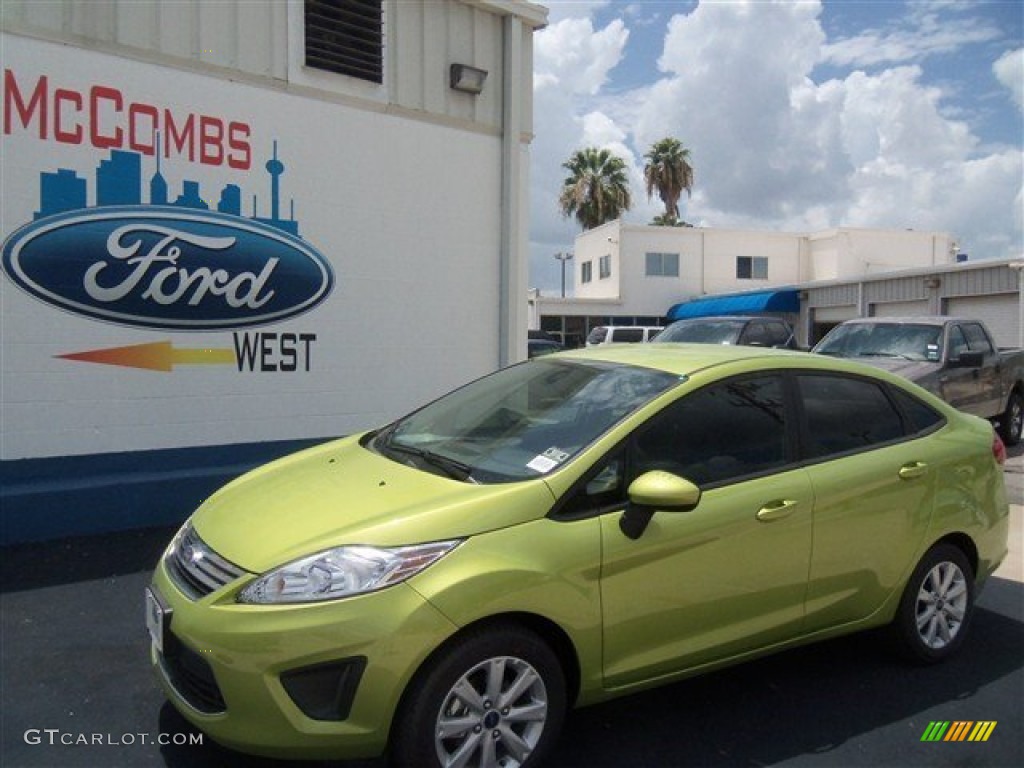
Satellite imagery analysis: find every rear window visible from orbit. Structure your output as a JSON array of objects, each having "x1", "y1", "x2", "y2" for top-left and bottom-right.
[
  {"x1": 613, "y1": 328, "x2": 645, "y2": 343},
  {"x1": 799, "y1": 375, "x2": 904, "y2": 458},
  {"x1": 655, "y1": 320, "x2": 744, "y2": 344},
  {"x1": 890, "y1": 387, "x2": 946, "y2": 435}
]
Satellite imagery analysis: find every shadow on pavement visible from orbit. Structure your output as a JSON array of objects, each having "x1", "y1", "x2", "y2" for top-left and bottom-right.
[
  {"x1": 0, "y1": 525, "x2": 177, "y2": 593},
  {"x1": 547, "y1": 593, "x2": 1023, "y2": 767}
]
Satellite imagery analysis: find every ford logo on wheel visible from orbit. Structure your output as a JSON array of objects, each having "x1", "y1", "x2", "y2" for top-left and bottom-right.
[{"x1": 1, "y1": 207, "x2": 334, "y2": 330}]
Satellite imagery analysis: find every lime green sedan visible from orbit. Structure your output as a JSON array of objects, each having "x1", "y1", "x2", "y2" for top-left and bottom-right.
[{"x1": 147, "y1": 345, "x2": 1009, "y2": 767}]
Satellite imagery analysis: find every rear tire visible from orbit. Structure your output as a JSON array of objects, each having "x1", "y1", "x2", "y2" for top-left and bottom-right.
[
  {"x1": 391, "y1": 624, "x2": 566, "y2": 768},
  {"x1": 998, "y1": 391, "x2": 1022, "y2": 446},
  {"x1": 892, "y1": 544, "x2": 975, "y2": 664}
]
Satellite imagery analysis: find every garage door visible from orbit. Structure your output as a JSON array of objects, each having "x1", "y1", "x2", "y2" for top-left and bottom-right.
[
  {"x1": 812, "y1": 305, "x2": 856, "y2": 323},
  {"x1": 871, "y1": 300, "x2": 929, "y2": 317},
  {"x1": 945, "y1": 294, "x2": 1021, "y2": 347}
]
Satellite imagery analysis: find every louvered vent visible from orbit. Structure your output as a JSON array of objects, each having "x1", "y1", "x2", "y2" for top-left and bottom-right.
[{"x1": 305, "y1": 0, "x2": 383, "y2": 84}]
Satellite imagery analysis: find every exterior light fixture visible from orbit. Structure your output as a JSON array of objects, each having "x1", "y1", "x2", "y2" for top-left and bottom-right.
[
  {"x1": 450, "y1": 63, "x2": 487, "y2": 94},
  {"x1": 923, "y1": 276, "x2": 942, "y2": 289}
]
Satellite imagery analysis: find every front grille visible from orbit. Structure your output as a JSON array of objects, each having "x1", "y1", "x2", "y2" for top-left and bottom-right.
[
  {"x1": 160, "y1": 632, "x2": 226, "y2": 714},
  {"x1": 166, "y1": 525, "x2": 247, "y2": 600}
]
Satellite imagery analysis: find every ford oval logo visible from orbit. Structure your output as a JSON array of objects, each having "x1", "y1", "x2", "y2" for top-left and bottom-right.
[{"x1": 1, "y1": 207, "x2": 334, "y2": 330}]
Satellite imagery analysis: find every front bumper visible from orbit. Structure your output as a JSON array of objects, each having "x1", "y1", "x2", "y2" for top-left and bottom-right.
[{"x1": 148, "y1": 559, "x2": 458, "y2": 760}]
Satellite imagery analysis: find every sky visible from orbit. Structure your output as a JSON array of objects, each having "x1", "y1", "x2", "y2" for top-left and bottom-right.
[{"x1": 528, "y1": 0, "x2": 1024, "y2": 295}]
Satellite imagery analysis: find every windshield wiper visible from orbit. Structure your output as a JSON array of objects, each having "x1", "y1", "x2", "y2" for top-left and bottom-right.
[{"x1": 384, "y1": 440, "x2": 474, "y2": 482}]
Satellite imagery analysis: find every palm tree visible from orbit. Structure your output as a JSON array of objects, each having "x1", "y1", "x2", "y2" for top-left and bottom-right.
[
  {"x1": 558, "y1": 147, "x2": 632, "y2": 230},
  {"x1": 643, "y1": 137, "x2": 693, "y2": 226}
]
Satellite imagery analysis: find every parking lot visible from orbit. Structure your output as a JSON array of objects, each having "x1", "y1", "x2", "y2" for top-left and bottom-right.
[{"x1": 2, "y1": 447, "x2": 1020, "y2": 768}]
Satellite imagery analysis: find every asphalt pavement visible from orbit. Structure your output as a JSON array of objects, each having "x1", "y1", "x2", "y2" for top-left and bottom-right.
[{"x1": 1, "y1": 448, "x2": 1021, "y2": 768}]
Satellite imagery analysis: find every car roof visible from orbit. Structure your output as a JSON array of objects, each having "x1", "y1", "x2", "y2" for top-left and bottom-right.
[
  {"x1": 838, "y1": 316, "x2": 964, "y2": 327},
  {"x1": 553, "y1": 343, "x2": 807, "y2": 376},
  {"x1": 547, "y1": 342, "x2": 939, "y2": 392}
]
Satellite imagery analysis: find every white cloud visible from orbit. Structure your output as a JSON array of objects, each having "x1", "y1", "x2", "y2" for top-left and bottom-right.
[
  {"x1": 535, "y1": 16, "x2": 629, "y2": 96},
  {"x1": 527, "y1": 0, "x2": 1023, "y2": 292},
  {"x1": 530, "y1": 15, "x2": 632, "y2": 289},
  {"x1": 994, "y1": 48, "x2": 1024, "y2": 111},
  {"x1": 542, "y1": 0, "x2": 612, "y2": 25},
  {"x1": 822, "y1": 1, "x2": 1002, "y2": 69}
]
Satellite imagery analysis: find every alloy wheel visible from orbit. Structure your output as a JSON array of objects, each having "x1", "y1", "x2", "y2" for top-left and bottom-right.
[
  {"x1": 915, "y1": 560, "x2": 969, "y2": 650},
  {"x1": 434, "y1": 655, "x2": 548, "y2": 768}
]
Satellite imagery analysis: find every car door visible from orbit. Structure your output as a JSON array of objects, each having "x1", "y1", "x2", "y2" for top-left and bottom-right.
[
  {"x1": 962, "y1": 323, "x2": 1003, "y2": 415},
  {"x1": 939, "y1": 324, "x2": 975, "y2": 411},
  {"x1": 797, "y1": 373, "x2": 939, "y2": 631},
  {"x1": 597, "y1": 374, "x2": 814, "y2": 689}
]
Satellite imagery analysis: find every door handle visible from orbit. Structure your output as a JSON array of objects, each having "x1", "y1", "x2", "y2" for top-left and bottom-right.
[
  {"x1": 756, "y1": 499, "x2": 800, "y2": 522},
  {"x1": 898, "y1": 462, "x2": 928, "y2": 480}
]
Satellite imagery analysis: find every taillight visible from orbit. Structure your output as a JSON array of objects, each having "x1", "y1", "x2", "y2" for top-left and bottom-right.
[{"x1": 993, "y1": 432, "x2": 1007, "y2": 465}]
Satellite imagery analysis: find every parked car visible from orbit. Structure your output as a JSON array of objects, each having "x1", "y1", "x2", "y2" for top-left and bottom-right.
[
  {"x1": 147, "y1": 345, "x2": 1009, "y2": 767},
  {"x1": 653, "y1": 315, "x2": 798, "y2": 348},
  {"x1": 813, "y1": 317, "x2": 1024, "y2": 445},
  {"x1": 586, "y1": 325, "x2": 663, "y2": 346},
  {"x1": 528, "y1": 338, "x2": 564, "y2": 358}
]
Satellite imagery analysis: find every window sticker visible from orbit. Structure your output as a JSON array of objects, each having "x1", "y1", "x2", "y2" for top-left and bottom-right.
[
  {"x1": 527, "y1": 455, "x2": 558, "y2": 473},
  {"x1": 527, "y1": 447, "x2": 570, "y2": 474},
  {"x1": 542, "y1": 447, "x2": 571, "y2": 463}
]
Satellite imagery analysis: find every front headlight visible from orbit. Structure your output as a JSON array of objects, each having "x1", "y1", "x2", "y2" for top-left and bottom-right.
[{"x1": 238, "y1": 540, "x2": 461, "y2": 604}]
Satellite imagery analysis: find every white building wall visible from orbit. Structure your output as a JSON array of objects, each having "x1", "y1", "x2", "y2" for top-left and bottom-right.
[
  {"x1": 1, "y1": 1, "x2": 545, "y2": 462},
  {"x1": 550, "y1": 222, "x2": 955, "y2": 321}
]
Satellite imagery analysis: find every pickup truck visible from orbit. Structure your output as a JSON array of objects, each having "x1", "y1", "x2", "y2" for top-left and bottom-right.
[{"x1": 812, "y1": 316, "x2": 1023, "y2": 445}]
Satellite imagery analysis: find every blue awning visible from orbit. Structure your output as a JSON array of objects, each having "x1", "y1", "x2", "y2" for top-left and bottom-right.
[{"x1": 666, "y1": 289, "x2": 800, "y2": 321}]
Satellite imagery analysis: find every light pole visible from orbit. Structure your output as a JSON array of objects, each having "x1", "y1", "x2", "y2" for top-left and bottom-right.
[{"x1": 554, "y1": 251, "x2": 573, "y2": 298}]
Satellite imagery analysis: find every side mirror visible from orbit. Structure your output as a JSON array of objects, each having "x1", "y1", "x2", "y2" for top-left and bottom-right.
[
  {"x1": 619, "y1": 471, "x2": 701, "y2": 540},
  {"x1": 949, "y1": 350, "x2": 984, "y2": 368}
]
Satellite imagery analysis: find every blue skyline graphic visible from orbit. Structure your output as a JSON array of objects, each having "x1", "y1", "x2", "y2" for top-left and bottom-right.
[{"x1": 35, "y1": 142, "x2": 300, "y2": 236}]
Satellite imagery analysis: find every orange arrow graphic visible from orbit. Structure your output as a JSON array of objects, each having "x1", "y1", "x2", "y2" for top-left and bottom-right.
[{"x1": 57, "y1": 341, "x2": 236, "y2": 372}]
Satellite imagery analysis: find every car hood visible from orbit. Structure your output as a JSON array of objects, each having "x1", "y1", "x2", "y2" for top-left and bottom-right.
[
  {"x1": 840, "y1": 356, "x2": 936, "y2": 382},
  {"x1": 190, "y1": 434, "x2": 558, "y2": 573}
]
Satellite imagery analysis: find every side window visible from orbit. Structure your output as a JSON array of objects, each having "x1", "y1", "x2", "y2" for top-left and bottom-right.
[
  {"x1": 740, "y1": 323, "x2": 768, "y2": 346},
  {"x1": 765, "y1": 322, "x2": 791, "y2": 347},
  {"x1": 556, "y1": 451, "x2": 627, "y2": 519},
  {"x1": 963, "y1": 324, "x2": 994, "y2": 355},
  {"x1": 634, "y1": 375, "x2": 787, "y2": 486},
  {"x1": 799, "y1": 375, "x2": 904, "y2": 458},
  {"x1": 947, "y1": 325, "x2": 969, "y2": 360},
  {"x1": 890, "y1": 387, "x2": 945, "y2": 435}
]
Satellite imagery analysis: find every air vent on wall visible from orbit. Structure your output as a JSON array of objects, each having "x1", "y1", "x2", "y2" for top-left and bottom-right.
[{"x1": 304, "y1": 0, "x2": 383, "y2": 84}]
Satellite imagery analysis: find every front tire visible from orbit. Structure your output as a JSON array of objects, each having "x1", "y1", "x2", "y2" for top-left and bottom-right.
[
  {"x1": 391, "y1": 624, "x2": 567, "y2": 768},
  {"x1": 892, "y1": 544, "x2": 975, "y2": 664}
]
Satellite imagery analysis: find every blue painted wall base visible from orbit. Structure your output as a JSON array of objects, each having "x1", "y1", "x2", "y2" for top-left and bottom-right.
[{"x1": 1, "y1": 438, "x2": 327, "y2": 546}]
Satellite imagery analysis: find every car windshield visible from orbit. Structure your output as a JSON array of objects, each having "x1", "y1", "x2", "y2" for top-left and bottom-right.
[
  {"x1": 654, "y1": 319, "x2": 745, "y2": 344},
  {"x1": 372, "y1": 359, "x2": 680, "y2": 484},
  {"x1": 814, "y1": 323, "x2": 942, "y2": 361}
]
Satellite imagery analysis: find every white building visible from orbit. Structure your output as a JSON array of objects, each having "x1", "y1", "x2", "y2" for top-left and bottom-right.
[
  {"x1": 0, "y1": 0, "x2": 546, "y2": 542},
  {"x1": 532, "y1": 219, "x2": 960, "y2": 346}
]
